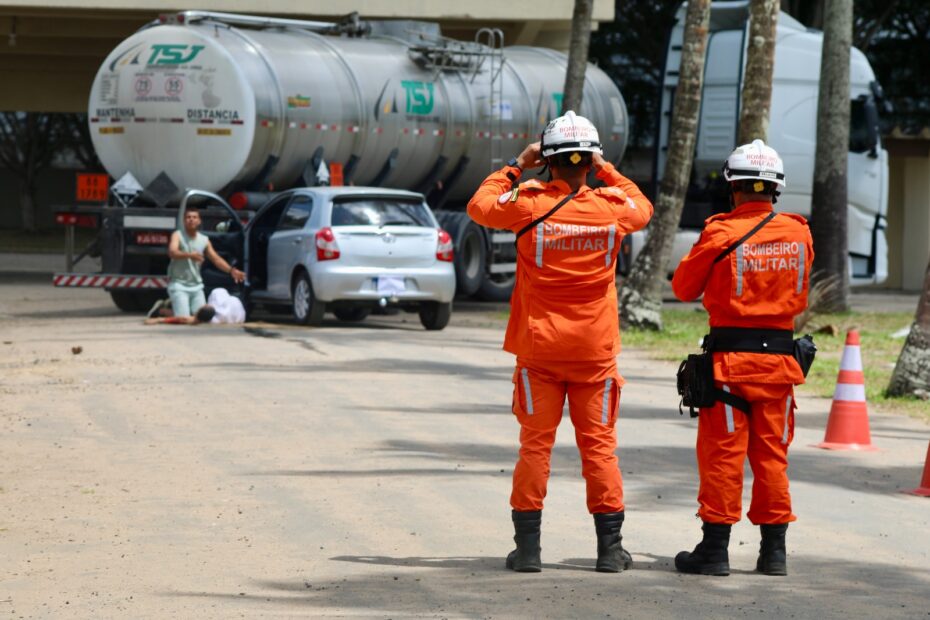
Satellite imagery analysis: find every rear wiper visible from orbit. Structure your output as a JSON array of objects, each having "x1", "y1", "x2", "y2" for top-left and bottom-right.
[{"x1": 380, "y1": 219, "x2": 412, "y2": 227}]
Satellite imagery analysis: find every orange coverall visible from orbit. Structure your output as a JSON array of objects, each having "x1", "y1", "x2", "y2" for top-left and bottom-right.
[
  {"x1": 467, "y1": 162, "x2": 653, "y2": 513},
  {"x1": 671, "y1": 201, "x2": 814, "y2": 525}
]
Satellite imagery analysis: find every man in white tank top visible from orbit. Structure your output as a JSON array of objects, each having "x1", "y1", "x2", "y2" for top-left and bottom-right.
[{"x1": 167, "y1": 207, "x2": 245, "y2": 316}]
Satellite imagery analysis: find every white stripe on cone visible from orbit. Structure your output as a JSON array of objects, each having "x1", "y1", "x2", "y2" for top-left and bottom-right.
[
  {"x1": 839, "y1": 345, "x2": 862, "y2": 371},
  {"x1": 833, "y1": 383, "x2": 866, "y2": 402}
]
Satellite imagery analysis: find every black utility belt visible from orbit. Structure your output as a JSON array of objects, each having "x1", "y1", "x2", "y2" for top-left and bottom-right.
[
  {"x1": 703, "y1": 327, "x2": 794, "y2": 355},
  {"x1": 676, "y1": 327, "x2": 817, "y2": 418}
]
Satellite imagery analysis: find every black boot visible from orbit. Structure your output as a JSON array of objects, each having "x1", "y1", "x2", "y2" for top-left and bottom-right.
[
  {"x1": 675, "y1": 522, "x2": 731, "y2": 576},
  {"x1": 506, "y1": 510, "x2": 542, "y2": 572},
  {"x1": 593, "y1": 512, "x2": 633, "y2": 572},
  {"x1": 756, "y1": 523, "x2": 788, "y2": 576}
]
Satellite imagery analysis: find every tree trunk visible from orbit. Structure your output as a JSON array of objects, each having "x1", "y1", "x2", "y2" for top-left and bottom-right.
[
  {"x1": 809, "y1": 0, "x2": 852, "y2": 312},
  {"x1": 562, "y1": 0, "x2": 593, "y2": 113},
  {"x1": 618, "y1": 0, "x2": 712, "y2": 330},
  {"x1": 19, "y1": 181, "x2": 37, "y2": 233},
  {"x1": 887, "y1": 257, "x2": 930, "y2": 399},
  {"x1": 738, "y1": 0, "x2": 779, "y2": 144}
]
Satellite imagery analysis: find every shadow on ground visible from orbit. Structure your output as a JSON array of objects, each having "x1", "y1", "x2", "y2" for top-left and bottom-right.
[{"x1": 165, "y1": 555, "x2": 929, "y2": 618}]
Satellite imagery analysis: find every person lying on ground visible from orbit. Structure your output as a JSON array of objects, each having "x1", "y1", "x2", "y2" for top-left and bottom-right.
[
  {"x1": 144, "y1": 305, "x2": 216, "y2": 326},
  {"x1": 206, "y1": 287, "x2": 246, "y2": 324}
]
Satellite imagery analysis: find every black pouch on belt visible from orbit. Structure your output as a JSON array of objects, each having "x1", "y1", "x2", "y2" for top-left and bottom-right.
[
  {"x1": 793, "y1": 334, "x2": 817, "y2": 377},
  {"x1": 676, "y1": 351, "x2": 716, "y2": 418}
]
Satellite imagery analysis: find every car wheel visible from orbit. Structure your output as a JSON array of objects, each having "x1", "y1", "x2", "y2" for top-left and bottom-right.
[
  {"x1": 418, "y1": 301, "x2": 452, "y2": 331},
  {"x1": 291, "y1": 271, "x2": 325, "y2": 326},
  {"x1": 333, "y1": 307, "x2": 371, "y2": 322}
]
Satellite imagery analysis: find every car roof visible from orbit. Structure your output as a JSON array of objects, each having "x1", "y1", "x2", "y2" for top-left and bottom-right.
[{"x1": 290, "y1": 186, "x2": 425, "y2": 201}]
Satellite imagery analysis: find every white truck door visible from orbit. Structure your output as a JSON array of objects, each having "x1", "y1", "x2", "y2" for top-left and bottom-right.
[{"x1": 847, "y1": 90, "x2": 889, "y2": 284}]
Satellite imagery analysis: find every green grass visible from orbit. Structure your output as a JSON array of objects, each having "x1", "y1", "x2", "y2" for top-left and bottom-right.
[
  {"x1": 623, "y1": 308, "x2": 930, "y2": 422},
  {"x1": 0, "y1": 228, "x2": 97, "y2": 254}
]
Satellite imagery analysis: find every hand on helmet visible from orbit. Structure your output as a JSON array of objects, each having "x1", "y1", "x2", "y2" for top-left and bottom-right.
[
  {"x1": 592, "y1": 151, "x2": 608, "y2": 171},
  {"x1": 516, "y1": 142, "x2": 545, "y2": 170}
]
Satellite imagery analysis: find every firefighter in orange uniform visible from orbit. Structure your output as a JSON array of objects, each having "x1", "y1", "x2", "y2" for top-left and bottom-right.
[
  {"x1": 672, "y1": 140, "x2": 814, "y2": 577},
  {"x1": 467, "y1": 111, "x2": 653, "y2": 573}
]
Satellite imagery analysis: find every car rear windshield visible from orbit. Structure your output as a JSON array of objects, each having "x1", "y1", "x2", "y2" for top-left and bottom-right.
[{"x1": 331, "y1": 198, "x2": 432, "y2": 227}]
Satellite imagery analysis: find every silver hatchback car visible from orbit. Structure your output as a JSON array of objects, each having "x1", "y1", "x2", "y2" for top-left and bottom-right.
[{"x1": 244, "y1": 187, "x2": 456, "y2": 329}]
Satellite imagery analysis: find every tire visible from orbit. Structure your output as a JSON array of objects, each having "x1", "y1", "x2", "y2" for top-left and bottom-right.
[
  {"x1": 475, "y1": 273, "x2": 515, "y2": 302},
  {"x1": 110, "y1": 290, "x2": 165, "y2": 313},
  {"x1": 291, "y1": 271, "x2": 325, "y2": 326},
  {"x1": 436, "y1": 211, "x2": 486, "y2": 298},
  {"x1": 454, "y1": 220, "x2": 486, "y2": 297},
  {"x1": 333, "y1": 307, "x2": 371, "y2": 322},
  {"x1": 418, "y1": 301, "x2": 452, "y2": 331}
]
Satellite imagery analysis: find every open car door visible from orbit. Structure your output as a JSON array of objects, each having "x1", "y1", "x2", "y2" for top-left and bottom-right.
[{"x1": 177, "y1": 190, "x2": 247, "y2": 297}]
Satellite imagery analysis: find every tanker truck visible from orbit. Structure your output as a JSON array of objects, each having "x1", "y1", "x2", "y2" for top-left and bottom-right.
[{"x1": 56, "y1": 10, "x2": 630, "y2": 310}]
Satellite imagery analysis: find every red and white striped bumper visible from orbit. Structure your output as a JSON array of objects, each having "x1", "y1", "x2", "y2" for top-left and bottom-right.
[{"x1": 52, "y1": 273, "x2": 168, "y2": 289}]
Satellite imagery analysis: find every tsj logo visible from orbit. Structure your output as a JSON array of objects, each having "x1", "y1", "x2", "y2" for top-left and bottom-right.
[
  {"x1": 401, "y1": 81, "x2": 434, "y2": 115},
  {"x1": 148, "y1": 44, "x2": 205, "y2": 65},
  {"x1": 108, "y1": 43, "x2": 205, "y2": 71}
]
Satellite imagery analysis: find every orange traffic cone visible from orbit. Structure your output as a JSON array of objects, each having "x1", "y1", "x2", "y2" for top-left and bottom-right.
[
  {"x1": 904, "y1": 441, "x2": 930, "y2": 497},
  {"x1": 815, "y1": 329, "x2": 878, "y2": 451}
]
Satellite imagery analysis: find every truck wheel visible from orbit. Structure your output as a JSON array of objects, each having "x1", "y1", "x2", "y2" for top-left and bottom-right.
[
  {"x1": 418, "y1": 301, "x2": 451, "y2": 330},
  {"x1": 110, "y1": 290, "x2": 165, "y2": 313},
  {"x1": 475, "y1": 274, "x2": 515, "y2": 302},
  {"x1": 436, "y1": 211, "x2": 485, "y2": 297},
  {"x1": 333, "y1": 307, "x2": 371, "y2": 322},
  {"x1": 453, "y1": 219, "x2": 485, "y2": 297},
  {"x1": 291, "y1": 271, "x2": 325, "y2": 326}
]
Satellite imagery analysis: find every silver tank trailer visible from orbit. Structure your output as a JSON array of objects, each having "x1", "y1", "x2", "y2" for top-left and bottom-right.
[{"x1": 89, "y1": 16, "x2": 629, "y2": 202}]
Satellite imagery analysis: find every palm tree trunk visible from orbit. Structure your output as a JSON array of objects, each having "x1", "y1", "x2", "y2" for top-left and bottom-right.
[
  {"x1": 738, "y1": 0, "x2": 779, "y2": 144},
  {"x1": 562, "y1": 0, "x2": 593, "y2": 113},
  {"x1": 618, "y1": 0, "x2": 712, "y2": 330},
  {"x1": 810, "y1": 0, "x2": 852, "y2": 312},
  {"x1": 887, "y1": 258, "x2": 930, "y2": 399}
]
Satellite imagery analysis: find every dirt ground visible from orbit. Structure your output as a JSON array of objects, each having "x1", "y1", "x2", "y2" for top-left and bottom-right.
[{"x1": 1, "y1": 273, "x2": 928, "y2": 619}]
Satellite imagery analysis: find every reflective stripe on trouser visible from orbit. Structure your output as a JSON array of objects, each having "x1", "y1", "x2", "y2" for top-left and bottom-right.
[
  {"x1": 696, "y1": 381, "x2": 797, "y2": 525},
  {"x1": 510, "y1": 358, "x2": 623, "y2": 513}
]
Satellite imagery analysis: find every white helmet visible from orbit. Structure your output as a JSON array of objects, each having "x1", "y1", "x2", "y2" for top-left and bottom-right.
[
  {"x1": 723, "y1": 139, "x2": 786, "y2": 188},
  {"x1": 540, "y1": 110, "x2": 602, "y2": 158}
]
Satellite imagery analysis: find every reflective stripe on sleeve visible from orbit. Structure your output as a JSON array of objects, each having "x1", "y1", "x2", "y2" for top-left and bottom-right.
[
  {"x1": 521, "y1": 368, "x2": 535, "y2": 415},
  {"x1": 797, "y1": 244, "x2": 806, "y2": 294},
  {"x1": 782, "y1": 395, "x2": 792, "y2": 444},
  {"x1": 535, "y1": 223, "x2": 544, "y2": 268},
  {"x1": 606, "y1": 225, "x2": 616, "y2": 268},
  {"x1": 722, "y1": 384, "x2": 735, "y2": 433},
  {"x1": 735, "y1": 244, "x2": 745, "y2": 297},
  {"x1": 601, "y1": 377, "x2": 613, "y2": 424}
]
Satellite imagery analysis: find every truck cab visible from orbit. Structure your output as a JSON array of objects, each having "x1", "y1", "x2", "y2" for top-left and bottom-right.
[{"x1": 650, "y1": 1, "x2": 889, "y2": 284}]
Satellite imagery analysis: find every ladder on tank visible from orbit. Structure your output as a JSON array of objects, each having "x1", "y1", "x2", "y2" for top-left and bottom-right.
[
  {"x1": 473, "y1": 28, "x2": 506, "y2": 173},
  {"x1": 405, "y1": 28, "x2": 506, "y2": 174}
]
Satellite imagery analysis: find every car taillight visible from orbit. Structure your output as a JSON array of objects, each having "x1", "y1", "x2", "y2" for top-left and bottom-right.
[
  {"x1": 315, "y1": 226, "x2": 340, "y2": 261},
  {"x1": 436, "y1": 228, "x2": 454, "y2": 262}
]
